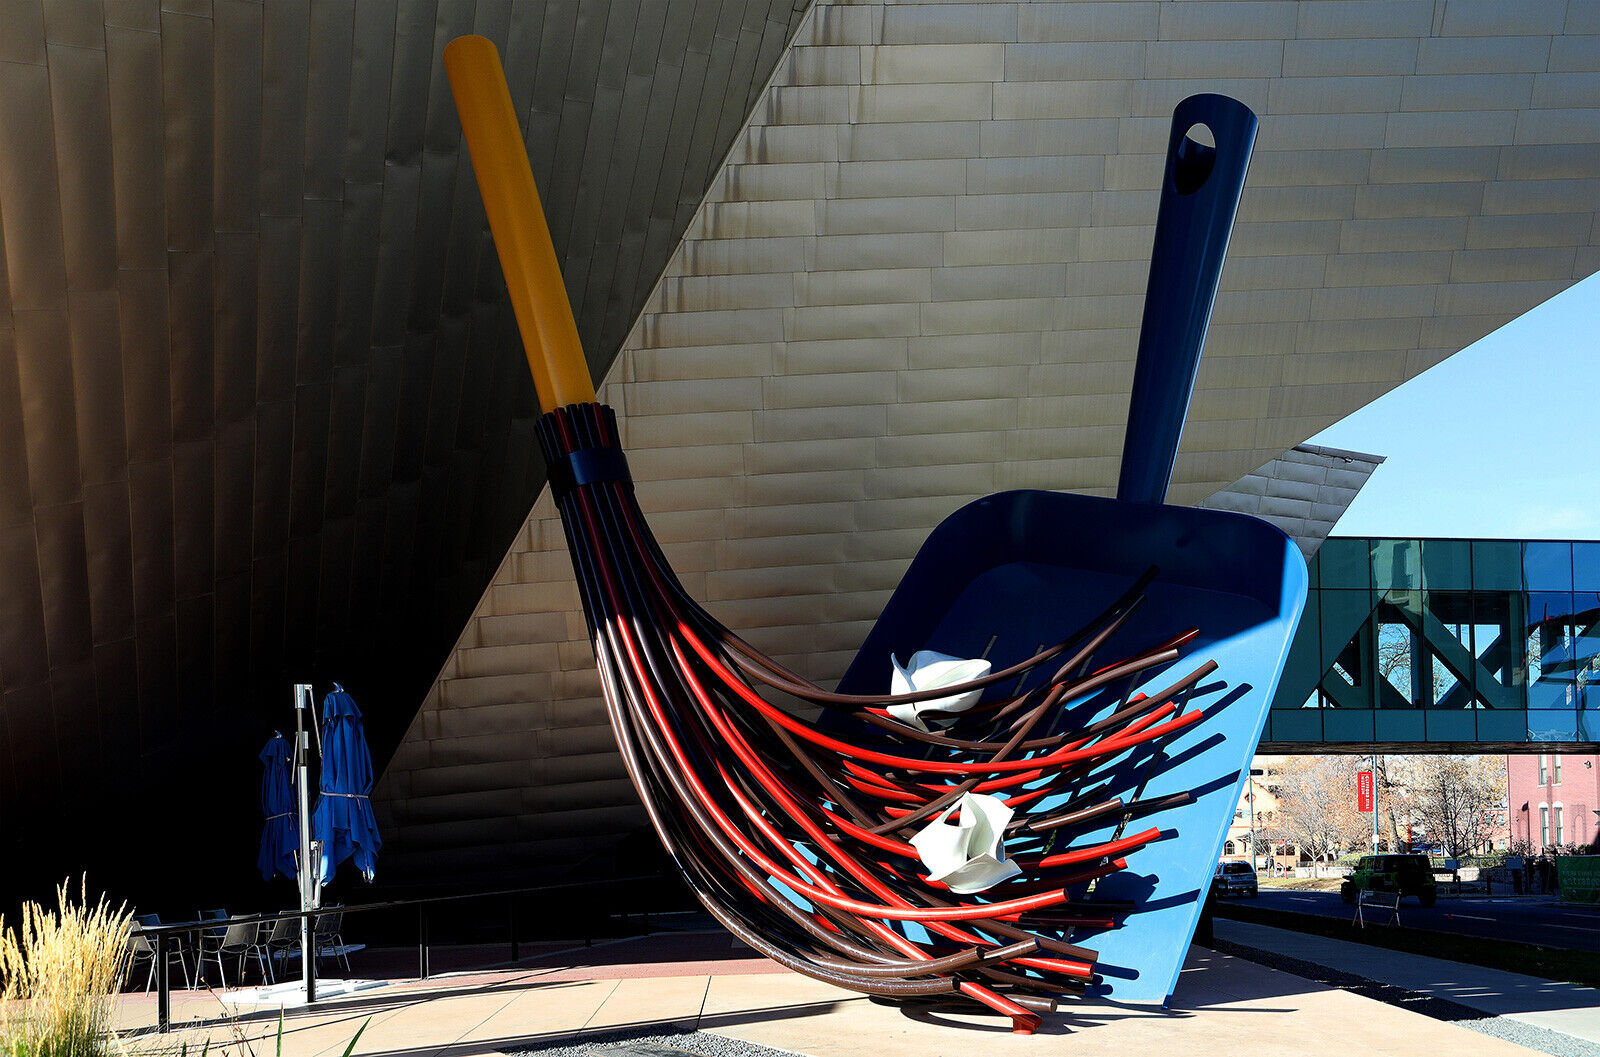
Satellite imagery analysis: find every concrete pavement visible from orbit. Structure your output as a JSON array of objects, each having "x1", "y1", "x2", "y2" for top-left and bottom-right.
[
  {"x1": 1215, "y1": 918, "x2": 1600, "y2": 1050},
  {"x1": 107, "y1": 929, "x2": 1562, "y2": 1057}
]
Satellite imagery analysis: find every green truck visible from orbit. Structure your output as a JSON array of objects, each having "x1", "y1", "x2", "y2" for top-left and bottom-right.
[{"x1": 1340, "y1": 853, "x2": 1438, "y2": 907}]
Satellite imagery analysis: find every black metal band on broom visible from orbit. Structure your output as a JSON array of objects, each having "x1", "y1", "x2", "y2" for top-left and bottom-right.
[{"x1": 444, "y1": 36, "x2": 1221, "y2": 1034}]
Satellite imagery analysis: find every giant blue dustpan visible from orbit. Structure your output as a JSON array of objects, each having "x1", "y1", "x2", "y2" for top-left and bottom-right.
[{"x1": 837, "y1": 95, "x2": 1308, "y2": 1005}]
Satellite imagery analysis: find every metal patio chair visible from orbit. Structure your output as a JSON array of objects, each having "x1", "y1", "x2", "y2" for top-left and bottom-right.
[
  {"x1": 198, "y1": 917, "x2": 271, "y2": 988},
  {"x1": 126, "y1": 919, "x2": 192, "y2": 993},
  {"x1": 314, "y1": 906, "x2": 353, "y2": 972},
  {"x1": 193, "y1": 908, "x2": 230, "y2": 988},
  {"x1": 265, "y1": 912, "x2": 301, "y2": 977}
]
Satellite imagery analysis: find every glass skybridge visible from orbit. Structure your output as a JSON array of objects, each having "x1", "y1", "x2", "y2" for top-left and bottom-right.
[{"x1": 1263, "y1": 538, "x2": 1600, "y2": 752}]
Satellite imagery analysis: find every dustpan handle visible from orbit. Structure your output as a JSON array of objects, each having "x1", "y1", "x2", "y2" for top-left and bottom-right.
[
  {"x1": 1116, "y1": 94, "x2": 1257, "y2": 505},
  {"x1": 445, "y1": 35, "x2": 596, "y2": 413}
]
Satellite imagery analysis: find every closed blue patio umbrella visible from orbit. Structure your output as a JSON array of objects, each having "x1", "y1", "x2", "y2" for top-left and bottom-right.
[
  {"x1": 311, "y1": 684, "x2": 381, "y2": 883},
  {"x1": 257, "y1": 733, "x2": 299, "y2": 882}
]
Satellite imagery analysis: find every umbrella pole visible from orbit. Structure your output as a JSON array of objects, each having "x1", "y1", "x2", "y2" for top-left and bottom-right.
[{"x1": 294, "y1": 683, "x2": 319, "y2": 1004}]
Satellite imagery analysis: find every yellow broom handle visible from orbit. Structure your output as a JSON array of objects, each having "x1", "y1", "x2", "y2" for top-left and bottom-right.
[{"x1": 444, "y1": 35, "x2": 595, "y2": 412}]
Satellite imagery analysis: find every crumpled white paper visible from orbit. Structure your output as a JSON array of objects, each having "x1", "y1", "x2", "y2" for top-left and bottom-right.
[
  {"x1": 887, "y1": 650, "x2": 991, "y2": 731},
  {"x1": 909, "y1": 791, "x2": 1023, "y2": 893}
]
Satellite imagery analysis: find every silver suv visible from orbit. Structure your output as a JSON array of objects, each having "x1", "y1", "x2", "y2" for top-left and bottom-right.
[{"x1": 1212, "y1": 859, "x2": 1258, "y2": 898}]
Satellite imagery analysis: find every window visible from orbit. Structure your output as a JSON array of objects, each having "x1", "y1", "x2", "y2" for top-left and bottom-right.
[
  {"x1": 1555, "y1": 757, "x2": 1563, "y2": 785},
  {"x1": 1539, "y1": 755, "x2": 1547, "y2": 784},
  {"x1": 1554, "y1": 804, "x2": 1564, "y2": 846},
  {"x1": 1541, "y1": 805, "x2": 1550, "y2": 847}
]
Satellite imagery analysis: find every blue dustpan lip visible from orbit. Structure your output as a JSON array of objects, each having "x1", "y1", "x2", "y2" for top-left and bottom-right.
[
  {"x1": 837, "y1": 487, "x2": 1309, "y2": 1004},
  {"x1": 839, "y1": 488, "x2": 1307, "y2": 695}
]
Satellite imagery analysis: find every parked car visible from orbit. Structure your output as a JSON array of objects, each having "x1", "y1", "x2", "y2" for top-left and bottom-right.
[
  {"x1": 1212, "y1": 859, "x2": 1258, "y2": 898},
  {"x1": 1340, "y1": 853, "x2": 1438, "y2": 906}
]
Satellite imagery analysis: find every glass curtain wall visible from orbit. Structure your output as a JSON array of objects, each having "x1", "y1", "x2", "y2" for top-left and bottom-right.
[{"x1": 1267, "y1": 538, "x2": 1600, "y2": 746}]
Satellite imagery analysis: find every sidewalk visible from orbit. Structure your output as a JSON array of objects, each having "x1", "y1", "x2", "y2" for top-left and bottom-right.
[
  {"x1": 1257, "y1": 883, "x2": 1564, "y2": 903},
  {"x1": 111, "y1": 930, "x2": 1557, "y2": 1057},
  {"x1": 1215, "y1": 918, "x2": 1600, "y2": 1048}
]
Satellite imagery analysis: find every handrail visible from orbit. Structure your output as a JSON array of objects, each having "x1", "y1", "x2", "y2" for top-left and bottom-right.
[
  {"x1": 140, "y1": 873, "x2": 666, "y2": 1032},
  {"x1": 134, "y1": 874, "x2": 662, "y2": 935}
]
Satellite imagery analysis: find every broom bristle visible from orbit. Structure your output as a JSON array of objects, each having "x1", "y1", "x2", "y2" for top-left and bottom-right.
[{"x1": 536, "y1": 402, "x2": 1220, "y2": 1033}]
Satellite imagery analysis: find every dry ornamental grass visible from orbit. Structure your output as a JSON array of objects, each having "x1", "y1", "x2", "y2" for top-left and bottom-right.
[{"x1": 0, "y1": 878, "x2": 133, "y2": 1057}]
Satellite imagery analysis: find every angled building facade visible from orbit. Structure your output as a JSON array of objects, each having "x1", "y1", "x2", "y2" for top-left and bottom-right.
[
  {"x1": 1, "y1": 0, "x2": 1598, "y2": 902},
  {"x1": 374, "y1": 4, "x2": 1600, "y2": 887}
]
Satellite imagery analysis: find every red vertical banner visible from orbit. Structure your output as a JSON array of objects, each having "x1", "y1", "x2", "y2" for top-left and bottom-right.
[{"x1": 1357, "y1": 770, "x2": 1374, "y2": 812}]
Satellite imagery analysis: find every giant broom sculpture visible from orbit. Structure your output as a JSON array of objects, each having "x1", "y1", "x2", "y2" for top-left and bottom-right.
[{"x1": 445, "y1": 35, "x2": 1295, "y2": 1032}]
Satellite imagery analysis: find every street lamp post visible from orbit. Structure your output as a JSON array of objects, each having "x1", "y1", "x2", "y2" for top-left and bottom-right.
[
  {"x1": 1247, "y1": 769, "x2": 1258, "y2": 870},
  {"x1": 1371, "y1": 752, "x2": 1381, "y2": 853}
]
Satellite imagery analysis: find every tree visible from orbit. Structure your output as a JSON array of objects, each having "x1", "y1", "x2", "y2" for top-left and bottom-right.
[
  {"x1": 1272, "y1": 756, "x2": 1368, "y2": 864},
  {"x1": 1375, "y1": 754, "x2": 1408, "y2": 851},
  {"x1": 1387, "y1": 755, "x2": 1507, "y2": 860},
  {"x1": 1249, "y1": 825, "x2": 1296, "y2": 872}
]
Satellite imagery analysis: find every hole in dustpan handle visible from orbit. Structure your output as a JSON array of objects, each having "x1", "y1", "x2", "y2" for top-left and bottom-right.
[
  {"x1": 1174, "y1": 124, "x2": 1216, "y2": 194},
  {"x1": 1116, "y1": 94, "x2": 1258, "y2": 507}
]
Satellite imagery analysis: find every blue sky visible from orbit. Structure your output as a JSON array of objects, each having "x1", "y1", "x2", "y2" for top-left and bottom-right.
[{"x1": 1310, "y1": 271, "x2": 1600, "y2": 541}]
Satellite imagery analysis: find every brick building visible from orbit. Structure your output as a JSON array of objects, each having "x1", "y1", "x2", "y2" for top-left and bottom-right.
[{"x1": 1507, "y1": 753, "x2": 1600, "y2": 852}]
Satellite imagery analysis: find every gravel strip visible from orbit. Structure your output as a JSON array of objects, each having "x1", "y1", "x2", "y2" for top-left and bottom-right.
[
  {"x1": 1206, "y1": 938, "x2": 1592, "y2": 1057},
  {"x1": 1455, "y1": 1016, "x2": 1600, "y2": 1057},
  {"x1": 512, "y1": 1027, "x2": 807, "y2": 1057}
]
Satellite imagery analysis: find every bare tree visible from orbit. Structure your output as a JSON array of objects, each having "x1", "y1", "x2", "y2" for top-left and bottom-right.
[
  {"x1": 1387, "y1": 755, "x2": 1507, "y2": 861},
  {"x1": 1250, "y1": 824, "x2": 1296, "y2": 872},
  {"x1": 1376, "y1": 623, "x2": 1412, "y2": 699},
  {"x1": 1375, "y1": 754, "x2": 1408, "y2": 851},
  {"x1": 1272, "y1": 756, "x2": 1368, "y2": 864}
]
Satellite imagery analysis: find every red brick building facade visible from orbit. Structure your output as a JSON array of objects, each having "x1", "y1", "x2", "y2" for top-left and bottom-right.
[{"x1": 1507, "y1": 753, "x2": 1600, "y2": 852}]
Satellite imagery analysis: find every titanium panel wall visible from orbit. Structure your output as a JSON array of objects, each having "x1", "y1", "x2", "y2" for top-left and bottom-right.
[
  {"x1": 1199, "y1": 443, "x2": 1385, "y2": 558},
  {"x1": 377, "y1": 1, "x2": 1600, "y2": 888},
  {"x1": 0, "y1": 0, "x2": 809, "y2": 907}
]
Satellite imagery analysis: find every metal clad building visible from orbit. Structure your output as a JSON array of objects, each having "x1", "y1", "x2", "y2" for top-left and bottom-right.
[
  {"x1": 1267, "y1": 538, "x2": 1600, "y2": 750},
  {"x1": 0, "y1": 0, "x2": 1597, "y2": 899}
]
